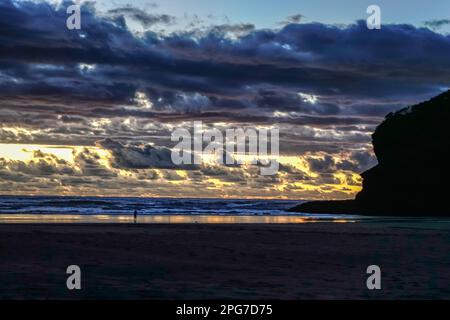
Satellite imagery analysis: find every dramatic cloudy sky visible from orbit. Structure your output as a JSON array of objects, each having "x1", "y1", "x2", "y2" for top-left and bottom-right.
[{"x1": 0, "y1": 0, "x2": 449, "y2": 199}]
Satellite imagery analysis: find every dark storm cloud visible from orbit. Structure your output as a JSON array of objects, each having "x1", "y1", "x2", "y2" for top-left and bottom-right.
[
  {"x1": 106, "y1": 6, "x2": 176, "y2": 27},
  {"x1": 209, "y1": 23, "x2": 255, "y2": 36},
  {"x1": 307, "y1": 155, "x2": 336, "y2": 173},
  {"x1": 96, "y1": 138, "x2": 198, "y2": 170},
  {"x1": 279, "y1": 14, "x2": 305, "y2": 25},
  {"x1": 1, "y1": 1, "x2": 449, "y2": 108},
  {"x1": 307, "y1": 150, "x2": 377, "y2": 175},
  {"x1": 336, "y1": 150, "x2": 377, "y2": 173}
]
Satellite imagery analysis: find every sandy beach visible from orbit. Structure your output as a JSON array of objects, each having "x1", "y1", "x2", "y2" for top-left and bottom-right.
[{"x1": 0, "y1": 221, "x2": 449, "y2": 300}]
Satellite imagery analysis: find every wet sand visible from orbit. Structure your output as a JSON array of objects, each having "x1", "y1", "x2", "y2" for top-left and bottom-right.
[
  {"x1": 0, "y1": 214, "x2": 354, "y2": 224},
  {"x1": 0, "y1": 221, "x2": 449, "y2": 299}
]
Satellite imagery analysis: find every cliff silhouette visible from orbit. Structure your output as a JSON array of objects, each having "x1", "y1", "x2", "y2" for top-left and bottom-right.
[{"x1": 289, "y1": 90, "x2": 450, "y2": 216}]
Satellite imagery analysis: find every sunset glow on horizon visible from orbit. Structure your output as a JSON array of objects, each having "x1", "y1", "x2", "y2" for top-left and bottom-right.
[{"x1": 0, "y1": 141, "x2": 362, "y2": 199}]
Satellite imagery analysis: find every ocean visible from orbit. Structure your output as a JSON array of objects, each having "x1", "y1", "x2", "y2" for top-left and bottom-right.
[
  {"x1": 0, "y1": 196, "x2": 359, "y2": 223},
  {"x1": 3, "y1": 196, "x2": 449, "y2": 226},
  {"x1": 0, "y1": 196, "x2": 300, "y2": 215}
]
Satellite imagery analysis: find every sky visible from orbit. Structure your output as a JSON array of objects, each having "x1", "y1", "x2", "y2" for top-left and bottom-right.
[
  {"x1": 0, "y1": 0, "x2": 449, "y2": 199},
  {"x1": 96, "y1": 0, "x2": 450, "y2": 29}
]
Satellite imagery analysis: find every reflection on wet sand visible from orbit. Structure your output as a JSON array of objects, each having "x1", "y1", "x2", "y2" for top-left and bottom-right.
[{"x1": 0, "y1": 214, "x2": 355, "y2": 224}]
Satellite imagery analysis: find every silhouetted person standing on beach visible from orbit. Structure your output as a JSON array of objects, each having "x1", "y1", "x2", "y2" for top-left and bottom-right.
[{"x1": 133, "y1": 210, "x2": 138, "y2": 223}]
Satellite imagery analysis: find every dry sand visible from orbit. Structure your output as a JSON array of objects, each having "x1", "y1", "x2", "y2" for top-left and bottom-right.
[{"x1": 0, "y1": 222, "x2": 449, "y2": 299}]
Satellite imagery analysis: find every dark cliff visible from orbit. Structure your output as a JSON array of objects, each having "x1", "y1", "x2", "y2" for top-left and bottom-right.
[{"x1": 289, "y1": 90, "x2": 450, "y2": 216}]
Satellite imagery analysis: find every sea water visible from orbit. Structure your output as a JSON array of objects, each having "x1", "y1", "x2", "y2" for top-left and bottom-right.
[{"x1": 0, "y1": 195, "x2": 358, "y2": 223}]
